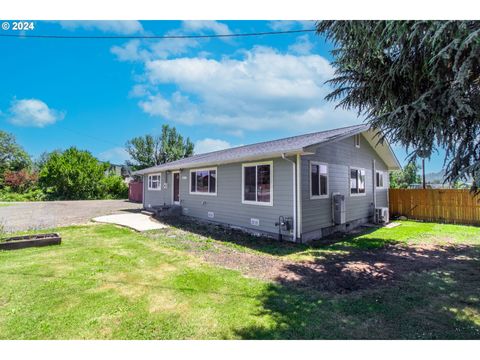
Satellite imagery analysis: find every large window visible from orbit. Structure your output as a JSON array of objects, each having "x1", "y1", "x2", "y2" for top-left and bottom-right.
[
  {"x1": 376, "y1": 171, "x2": 386, "y2": 188},
  {"x1": 310, "y1": 162, "x2": 328, "y2": 198},
  {"x1": 148, "y1": 174, "x2": 161, "y2": 191},
  {"x1": 350, "y1": 167, "x2": 366, "y2": 195},
  {"x1": 190, "y1": 168, "x2": 217, "y2": 195},
  {"x1": 242, "y1": 162, "x2": 272, "y2": 206}
]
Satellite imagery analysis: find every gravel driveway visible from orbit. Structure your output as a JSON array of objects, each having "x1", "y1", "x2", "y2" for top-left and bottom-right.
[{"x1": 0, "y1": 200, "x2": 142, "y2": 233}]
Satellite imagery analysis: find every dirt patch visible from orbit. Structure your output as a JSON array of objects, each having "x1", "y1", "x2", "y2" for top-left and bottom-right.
[
  {"x1": 147, "y1": 217, "x2": 480, "y2": 293},
  {"x1": 191, "y1": 242, "x2": 479, "y2": 293}
]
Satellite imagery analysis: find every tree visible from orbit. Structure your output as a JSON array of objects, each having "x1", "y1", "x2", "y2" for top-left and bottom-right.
[
  {"x1": 34, "y1": 150, "x2": 62, "y2": 172},
  {"x1": 390, "y1": 162, "x2": 421, "y2": 189},
  {"x1": 316, "y1": 21, "x2": 480, "y2": 191},
  {"x1": 39, "y1": 147, "x2": 109, "y2": 200},
  {"x1": 125, "y1": 125, "x2": 194, "y2": 170},
  {"x1": 0, "y1": 131, "x2": 31, "y2": 180}
]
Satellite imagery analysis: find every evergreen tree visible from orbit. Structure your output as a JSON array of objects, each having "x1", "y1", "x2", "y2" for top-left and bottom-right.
[{"x1": 317, "y1": 21, "x2": 480, "y2": 191}]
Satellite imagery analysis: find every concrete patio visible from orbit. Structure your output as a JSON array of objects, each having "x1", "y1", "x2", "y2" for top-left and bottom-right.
[{"x1": 92, "y1": 213, "x2": 167, "y2": 231}]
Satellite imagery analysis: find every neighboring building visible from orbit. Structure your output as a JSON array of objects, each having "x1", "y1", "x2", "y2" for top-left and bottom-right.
[
  {"x1": 106, "y1": 163, "x2": 133, "y2": 184},
  {"x1": 133, "y1": 124, "x2": 400, "y2": 242}
]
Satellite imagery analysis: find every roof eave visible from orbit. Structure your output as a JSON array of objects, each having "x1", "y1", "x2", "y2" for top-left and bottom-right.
[{"x1": 132, "y1": 149, "x2": 306, "y2": 175}]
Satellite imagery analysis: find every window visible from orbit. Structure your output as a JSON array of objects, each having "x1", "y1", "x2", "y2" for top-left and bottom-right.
[
  {"x1": 190, "y1": 168, "x2": 217, "y2": 195},
  {"x1": 354, "y1": 134, "x2": 361, "y2": 148},
  {"x1": 376, "y1": 171, "x2": 385, "y2": 188},
  {"x1": 310, "y1": 162, "x2": 329, "y2": 198},
  {"x1": 350, "y1": 167, "x2": 366, "y2": 195},
  {"x1": 242, "y1": 161, "x2": 273, "y2": 205},
  {"x1": 148, "y1": 174, "x2": 161, "y2": 191}
]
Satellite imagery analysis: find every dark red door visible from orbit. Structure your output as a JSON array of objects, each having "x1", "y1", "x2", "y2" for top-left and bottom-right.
[{"x1": 173, "y1": 172, "x2": 180, "y2": 203}]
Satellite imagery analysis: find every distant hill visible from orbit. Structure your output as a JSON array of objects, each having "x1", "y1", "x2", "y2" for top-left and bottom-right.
[
  {"x1": 424, "y1": 169, "x2": 472, "y2": 185},
  {"x1": 425, "y1": 170, "x2": 446, "y2": 184}
]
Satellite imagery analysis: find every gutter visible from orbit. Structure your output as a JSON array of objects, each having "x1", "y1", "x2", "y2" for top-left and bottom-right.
[
  {"x1": 281, "y1": 153, "x2": 298, "y2": 242},
  {"x1": 133, "y1": 150, "x2": 312, "y2": 176}
]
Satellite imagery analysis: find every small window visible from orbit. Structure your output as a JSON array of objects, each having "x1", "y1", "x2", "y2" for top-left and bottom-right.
[
  {"x1": 310, "y1": 162, "x2": 329, "y2": 198},
  {"x1": 350, "y1": 167, "x2": 366, "y2": 195},
  {"x1": 354, "y1": 134, "x2": 361, "y2": 148},
  {"x1": 148, "y1": 174, "x2": 161, "y2": 191},
  {"x1": 190, "y1": 168, "x2": 217, "y2": 195},
  {"x1": 242, "y1": 162, "x2": 273, "y2": 206},
  {"x1": 376, "y1": 171, "x2": 385, "y2": 188}
]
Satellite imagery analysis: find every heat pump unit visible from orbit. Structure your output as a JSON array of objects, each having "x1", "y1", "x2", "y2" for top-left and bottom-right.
[
  {"x1": 375, "y1": 207, "x2": 389, "y2": 224},
  {"x1": 332, "y1": 193, "x2": 346, "y2": 225}
]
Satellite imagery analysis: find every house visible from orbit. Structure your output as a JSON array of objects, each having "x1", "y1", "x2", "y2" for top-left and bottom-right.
[
  {"x1": 133, "y1": 124, "x2": 401, "y2": 242},
  {"x1": 105, "y1": 163, "x2": 134, "y2": 184}
]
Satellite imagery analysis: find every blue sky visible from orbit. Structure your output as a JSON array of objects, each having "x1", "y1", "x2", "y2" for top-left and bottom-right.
[{"x1": 0, "y1": 20, "x2": 444, "y2": 172}]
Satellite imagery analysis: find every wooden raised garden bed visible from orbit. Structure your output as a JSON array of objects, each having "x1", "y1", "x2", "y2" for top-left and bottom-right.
[{"x1": 0, "y1": 233, "x2": 61, "y2": 251}]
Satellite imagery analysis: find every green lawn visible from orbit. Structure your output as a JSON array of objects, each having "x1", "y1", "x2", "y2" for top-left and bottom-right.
[{"x1": 0, "y1": 221, "x2": 479, "y2": 339}]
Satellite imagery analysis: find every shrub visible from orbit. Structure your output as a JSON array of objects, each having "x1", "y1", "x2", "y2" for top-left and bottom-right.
[
  {"x1": 39, "y1": 147, "x2": 109, "y2": 200},
  {"x1": 100, "y1": 175, "x2": 128, "y2": 199},
  {"x1": 0, "y1": 187, "x2": 46, "y2": 201},
  {"x1": 3, "y1": 169, "x2": 38, "y2": 193}
]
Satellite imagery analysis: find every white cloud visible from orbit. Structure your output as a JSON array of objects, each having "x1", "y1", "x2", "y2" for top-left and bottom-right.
[
  {"x1": 288, "y1": 34, "x2": 314, "y2": 55},
  {"x1": 110, "y1": 21, "x2": 231, "y2": 62},
  {"x1": 195, "y1": 138, "x2": 233, "y2": 154},
  {"x1": 139, "y1": 94, "x2": 173, "y2": 119},
  {"x1": 268, "y1": 20, "x2": 316, "y2": 31},
  {"x1": 181, "y1": 20, "x2": 232, "y2": 35},
  {"x1": 57, "y1": 21, "x2": 143, "y2": 35},
  {"x1": 135, "y1": 46, "x2": 361, "y2": 133},
  {"x1": 8, "y1": 99, "x2": 65, "y2": 127},
  {"x1": 98, "y1": 147, "x2": 131, "y2": 164},
  {"x1": 111, "y1": 40, "x2": 147, "y2": 62}
]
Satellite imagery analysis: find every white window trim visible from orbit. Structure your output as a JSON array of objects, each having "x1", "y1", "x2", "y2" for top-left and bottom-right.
[
  {"x1": 354, "y1": 134, "x2": 361, "y2": 148},
  {"x1": 310, "y1": 161, "x2": 329, "y2": 199},
  {"x1": 241, "y1": 161, "x2": 273, "y2": 206},
  {"x1": 147, "y1": 173, "x2": 162, "y2": 191},
  {"x1": 349, "y1": 166, "x2": 367, "y2": 197},
  {"x1": 376, "y1": 170, "x2": 386, "y2": 189},
  {"x1": 189, "y1": 167, "x2": 217, "y2": 196}
]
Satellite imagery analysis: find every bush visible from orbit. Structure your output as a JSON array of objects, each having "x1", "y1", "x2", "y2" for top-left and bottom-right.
[
  {"x1": 0, "y1": 187, "x2": 46, "y2": 201},
  {"x1": 39, "y1": 147, "x2": 109, "y2": 200},
  {"x1": 3, "y1": 169, "x2": 38, "y2": 193},
  {"x1": 99, "y1": 175, "x2": 128, "y2": 199}
]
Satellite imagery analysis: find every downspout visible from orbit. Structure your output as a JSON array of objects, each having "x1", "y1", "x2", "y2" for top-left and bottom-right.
[
  {"x1": 296, "y1": 154, "x2": 302, "y2": 241},
  {"x1": 372, "y1": 159, "x2": 377, "y2": 222},
  {"x1": 142, "y1": 174, "x2": 146, "y2": 209},
  {"x1": 282, "y1": 153, "x2": 296, "y2": 242}
]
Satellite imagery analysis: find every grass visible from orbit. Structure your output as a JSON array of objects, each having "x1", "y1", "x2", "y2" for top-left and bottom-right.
[
  {"x1": 0, "y1": 203, "x2": 13, "y2": 207},
  {"x1": 0, "y1": 221, "x2": 479, "y2": 339},
  {"x1": 150, "y1": 217, "x2": 480, "y2": 261}
]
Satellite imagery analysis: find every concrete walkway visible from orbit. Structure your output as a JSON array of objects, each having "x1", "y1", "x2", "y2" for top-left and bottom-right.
[{"x1": 92, "y1": 213, "x2": 167, "y2": 232}]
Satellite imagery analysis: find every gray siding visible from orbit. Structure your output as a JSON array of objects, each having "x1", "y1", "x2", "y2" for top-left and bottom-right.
[
  {"x1": 143, "y1": 172, "x2": 170, "y2": 208},
  {"x1": 301, "y1": 134, "x2": 389, "y2": 238},
  {"x1": 143, "y1": 157, "x2": 295, "y2": 238}
]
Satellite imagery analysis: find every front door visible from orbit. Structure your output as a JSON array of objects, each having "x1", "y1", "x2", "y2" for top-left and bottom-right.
[{"x1": 173, "y1": 172, "x2": 180, "y2": 204}]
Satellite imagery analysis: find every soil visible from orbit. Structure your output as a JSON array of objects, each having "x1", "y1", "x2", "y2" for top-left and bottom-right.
[
  {"x1": 152, "y1": 217, "x2": 480, "y2": 293},
  {"x1": 198, "y1": 243, "x2": 478, "y2": 293}
]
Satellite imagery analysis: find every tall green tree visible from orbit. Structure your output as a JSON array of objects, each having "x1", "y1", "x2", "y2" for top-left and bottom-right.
[
  {"x1": 0, "y1": 130, "x2": 31, "y2": 180},
  {"x1": 125, "y1": 124, "x2": 194, "y2": 170},
  {"x1": 39, "y1": 147, "x2": 109, "y2": 200},
  {"x1": 389, "y1": 162, "x2": 421, "y2": 189},
  {"x1": 316, "y1": 21, "x2": 480, "y2": 191}
]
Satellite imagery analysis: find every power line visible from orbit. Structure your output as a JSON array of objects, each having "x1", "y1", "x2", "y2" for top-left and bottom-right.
[
  {"x1": 56, "y1": 125, "x2": 124, "y2": 147},
  {"x1": 0, "y1": 28, "x2": 316, "y2": 39}
]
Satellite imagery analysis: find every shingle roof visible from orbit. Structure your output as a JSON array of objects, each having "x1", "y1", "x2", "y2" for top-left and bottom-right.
[{"x1": 134, "y1": 124, "x2": 370, "y2": 175}]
